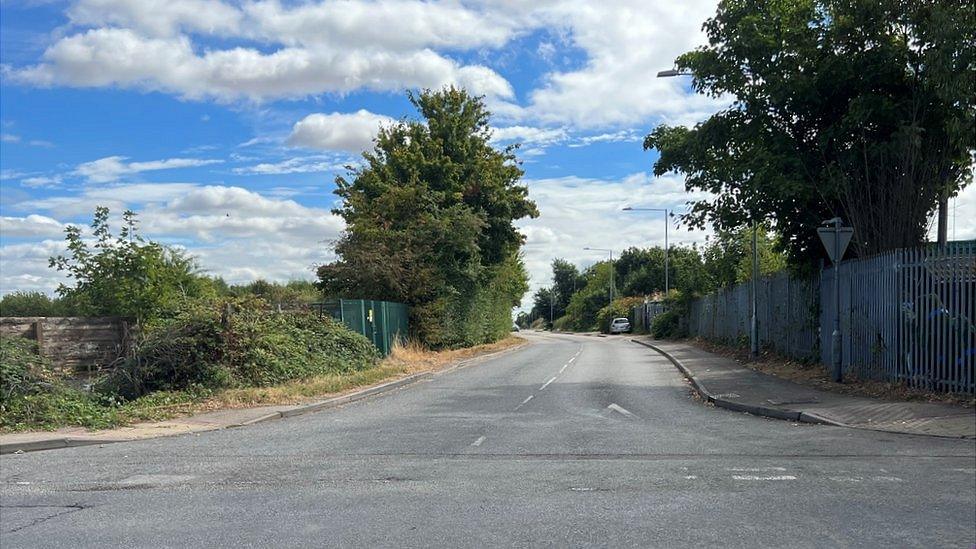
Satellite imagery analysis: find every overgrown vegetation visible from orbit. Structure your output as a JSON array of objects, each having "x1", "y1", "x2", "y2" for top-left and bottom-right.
[
  {"x1": 318, "y1": 87, "x2": 537, "y2": 348},
  {"x1": 0, "y1": 300, "x2": 379, "y2": 431}
]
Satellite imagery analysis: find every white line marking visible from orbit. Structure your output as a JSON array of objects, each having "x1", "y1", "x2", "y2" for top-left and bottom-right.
[
  {"x1": 732, "y1": 475, "x2": 796, "y2": 481},
  {"x1": 514, "y1": 395, "x2": 534, "y2": 410},
  {"x1": 607, "y1": 403, "x2": 636, "y2": 418},
  {"x1": 728, "y1": 467, "x2": 788, "y2": 472},
  {"x1": 568, "y1": 356, "x2": 577, "y2": 364},
  {"x1": 471, "y1": 436, "x2": 486, "y2": 447},
  {"x1": 684, "y1": 475, "x2": 698, "y2": 480},
  {"x1": 559, "y1": 364, "x2": 568, "y2": 374},
  {"x1": 539, "y1": 376, "x2": 557, "y2": 390}
]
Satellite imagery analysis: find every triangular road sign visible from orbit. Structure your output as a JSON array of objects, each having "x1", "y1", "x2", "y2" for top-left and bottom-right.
[{"x1": 817, "y1": 227, "x2": 854, "y2": 262}]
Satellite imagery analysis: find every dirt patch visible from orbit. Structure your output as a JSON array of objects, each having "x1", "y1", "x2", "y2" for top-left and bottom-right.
[{"x1": 689, "y1": 337, "x2": 975, "y2": 408}]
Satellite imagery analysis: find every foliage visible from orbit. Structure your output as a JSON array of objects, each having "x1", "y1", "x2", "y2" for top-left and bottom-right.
[
  {"x1": 50, "y1": 207, "x2": 217, "y2": 322},
  {"x1": 551, "y1": 259, "x2": 584, "y2": 318},
  {"x1": 650, "y1": 291, "x2": 691, "y2": 339},
  {"x1": 615, "y1": 245, "x2": 712, "y2": 297},
  {"x1": 595, "y1": 296, "x2": 645, "y2": 334},
  {"x1": 0, "y1": 336, "x2": 55, "y2": 402},
  {"x1": 564, "y1": 261, "x2": 614, "y2": 331},
  {"x1": 646, "y1": 0, "x2": 976, "y2": 264},
  {"x1": 100, "y1": 299, "x2": 380, "y2": 399},
  {"x1": 528, "y1": 286, "x2": 556, "y2": 329},
  {"x1": 0, "y1": 292, "x2": 73, "y2": 317},
  {"x1": 318, "y1": 87, "x2": 538, "y2": 347},
  {"x1": 225, "y1": 279, "x2": 322, "y2": 306},
  {"x1": 701, "y1": 225, "x2": 789, "y2": 289}
]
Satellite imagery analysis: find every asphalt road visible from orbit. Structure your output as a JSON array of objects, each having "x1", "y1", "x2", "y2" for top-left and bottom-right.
[{"x1": 2, "y1": 332, "x2": 974, "y2": 548}]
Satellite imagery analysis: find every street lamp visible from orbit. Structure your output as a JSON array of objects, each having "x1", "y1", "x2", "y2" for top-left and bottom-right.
[
  {"x1": 583, "y1": 247, "x2": 614, "y2": 307},
  {"x1": 622, "y1": 206, "x2": 671, "y2": 296}
]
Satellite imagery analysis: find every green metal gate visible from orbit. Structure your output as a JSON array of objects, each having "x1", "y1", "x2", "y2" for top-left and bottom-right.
[{"x1": 316, "y1": 299, "x2": 409, "y2": 356}]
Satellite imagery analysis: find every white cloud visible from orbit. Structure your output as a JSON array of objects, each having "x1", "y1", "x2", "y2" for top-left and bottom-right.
[
  {"x1": 21, "y1": 175, "x2": 63, "y2": 188},
  {"x1": 516, "y1": 172, "x2": 714, "y2": 308},
  {"x1": 521, "y1": 0, "x2": 724, "y2": 128},
  {"x1": 10, "y1": 25, "x2": 513, "y2": 103},
  {"x1": 68, "y1": 0, "x2": 243, "y2": 37},
  {"x1": 491, "y1": 125, "x2": 568, "y2": 146},
  {"x1": 0, "y1": 215, "x2": 68, "y2": 238},
  {"x1": 287, "y1": 110, "x2": 393, "y2": 153},
  {"x1": 233, "y1": 156, "x2": 348, "y2": 175},
  {"x1": 75, "y1": 155, "x2": 223, "y2": 183},
  {"x1": 1, "y1": 133, "x2": 21, "y2": 143},
  {"x1": 1, "y1": 184, "x2": 344, "y2": 294}
]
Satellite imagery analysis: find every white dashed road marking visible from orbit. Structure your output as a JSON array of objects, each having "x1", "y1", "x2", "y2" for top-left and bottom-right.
[
  {"x1": 471, "y1": 436, "x2": 486, "y2": 447},
  {"x1": 732, "y1": 475, "x2": 797, "y2": 481},
  {"x1": 539, "y1": 376, "x2": 557, "y2": 391}
]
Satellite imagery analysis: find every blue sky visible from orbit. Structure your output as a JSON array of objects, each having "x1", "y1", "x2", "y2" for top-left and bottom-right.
[{"x1": 2, "y1": 0, "x2": 972, "y2": 307}]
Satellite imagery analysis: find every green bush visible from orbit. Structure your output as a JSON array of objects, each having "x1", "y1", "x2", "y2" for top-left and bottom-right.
[
  {"x1": 649, "y1": 290, "x2": 691, "y2": 339},
  {"x1": 101, "y1": 299, "x2": 380, "y2": 399},
  {"x1": 596, "y1": 296, "x2": 645, "y2": 334},
  {"x1": 650, "y1": 311, "x2": 685, "y2": 339},
  {"x1": 552, "y1": 315, "x2": 572, "y2": 332},
  {"x1": 1, "y1": 336, "x2": 55, "y2": 402},
  {"x1": 0, "y1": 292, "x2": 72, "y2": 317}
]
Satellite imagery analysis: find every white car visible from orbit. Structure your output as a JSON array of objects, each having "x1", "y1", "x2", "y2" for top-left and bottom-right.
[{"x1": 609, "y1": 317, "x2": 631, "y2": 334}]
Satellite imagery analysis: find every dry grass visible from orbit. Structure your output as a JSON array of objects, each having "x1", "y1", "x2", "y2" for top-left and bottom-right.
[
  {"x1": 692, "y1": 337, "x2": 975, "y2": 408},
  {"x1": 382, "y1": 335, "x2": 526, "y2": 374},
  {"x1": 198, "y1": 335, "x2": 526, "y2": 409}
]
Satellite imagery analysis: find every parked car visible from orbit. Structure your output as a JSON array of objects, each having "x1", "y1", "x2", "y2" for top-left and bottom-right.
[{"x1": 609, "y1": 317, "x2": 631, "y2": 334}]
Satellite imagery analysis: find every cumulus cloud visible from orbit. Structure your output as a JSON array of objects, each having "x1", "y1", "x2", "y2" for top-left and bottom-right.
[
  {"x1": 516, "y1": 172, "x2": 715, "y2": 308},
  {"x1": 1, "y1": 184, "x2": 344, "y2": 294},
  {"x1": 0, "y1": 215, "x2": 68, "y2": 238},
  {"x1": 287, "y1": 110, "x2": 393, "y2": 153},
  {"x1": 75, "y1": 155, "x2": 223, "y2": 183}
]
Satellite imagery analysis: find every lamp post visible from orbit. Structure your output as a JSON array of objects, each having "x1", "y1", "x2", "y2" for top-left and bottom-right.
[
  {"x1": 622, "y1": 206, "x2": 670, "y2": 296},
  {"x1": 583, "y1": 247, "x2": 614, "y2": 307}
]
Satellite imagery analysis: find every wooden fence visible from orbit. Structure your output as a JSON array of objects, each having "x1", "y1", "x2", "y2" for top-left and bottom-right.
[{"x1": 0, "y1": 317, "x2": 131, "y2": 372}]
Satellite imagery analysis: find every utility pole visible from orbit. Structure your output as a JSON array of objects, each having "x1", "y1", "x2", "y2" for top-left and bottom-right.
[
  {"x1": 583, "y1": 247, "x2": 615, "y2": 308},
  {"x1": 621, "y1": 207, "x2": 670, "y2": 295}
]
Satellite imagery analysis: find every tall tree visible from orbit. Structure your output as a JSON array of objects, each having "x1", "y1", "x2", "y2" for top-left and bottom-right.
[
  {"x1": 318, "y1": 87, "x2": 538, "y2": 347},
  {"x1": 551, "y1": 259, "x2": 583, "y2": 318},
  {"x1": 646, "y1": 0, "x2": 975, "y2": 263}
]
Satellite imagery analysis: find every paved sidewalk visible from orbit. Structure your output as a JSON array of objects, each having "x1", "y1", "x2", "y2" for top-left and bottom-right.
[{"x1": 634, "y1": 338, "x2": 975, "y2": 439}]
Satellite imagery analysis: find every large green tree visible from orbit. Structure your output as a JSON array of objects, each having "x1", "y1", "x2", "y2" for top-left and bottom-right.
[
  {"x1": 646, "y1": 0, "x2": 975, "y2": 263},
  {"x1": 318, "y1": 87, "x2": 538, "y2": 347}
]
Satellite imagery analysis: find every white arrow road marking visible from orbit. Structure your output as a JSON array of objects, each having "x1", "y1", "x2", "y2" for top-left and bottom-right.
[
  {"x1": 471, "y1": 436, "x2": 486, "y2": 447},
  {"x1": 607, "y1": 403, "x2": 636, "y2": 418}
]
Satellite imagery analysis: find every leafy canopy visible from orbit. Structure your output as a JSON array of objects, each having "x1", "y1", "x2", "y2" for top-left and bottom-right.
[
  {"x1": 646, "y1": 0, "x2": 975, "y2": 263},
  {"x1": 318, "y1": 87, "x2": 538, "y2": 347}
]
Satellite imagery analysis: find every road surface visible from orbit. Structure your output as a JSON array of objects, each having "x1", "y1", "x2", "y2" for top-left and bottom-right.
[{"x1": 2, "y1": 332, "x2": 974, "y2": 547}]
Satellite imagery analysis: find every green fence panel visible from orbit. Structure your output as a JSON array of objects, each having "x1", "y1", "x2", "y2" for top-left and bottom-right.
[{"x1": 317, "y1": 299, "x2": 409, "y2": 356}]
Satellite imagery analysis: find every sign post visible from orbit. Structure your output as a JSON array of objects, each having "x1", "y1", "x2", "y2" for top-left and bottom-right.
[{"x1": 817, "y1": 218, "x2": 854, "y2": 382}]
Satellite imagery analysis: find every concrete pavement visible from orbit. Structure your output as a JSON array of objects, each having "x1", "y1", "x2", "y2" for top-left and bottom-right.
[
  {"x1": 635, "y1": 337, "x2": 976, "y2": 438},
  {"x1": 1, "y1": 332, "x2": 974, "y2": 547}
]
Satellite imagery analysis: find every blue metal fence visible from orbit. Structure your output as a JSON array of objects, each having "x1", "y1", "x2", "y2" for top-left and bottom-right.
[{"x1": 686, "y1": 242, "x2": 975, "y2": 394}]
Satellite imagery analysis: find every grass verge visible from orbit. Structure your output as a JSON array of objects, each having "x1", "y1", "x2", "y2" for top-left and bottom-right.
[{"x1": 1, "y1": 335, "x2": 525, "y2": 433}]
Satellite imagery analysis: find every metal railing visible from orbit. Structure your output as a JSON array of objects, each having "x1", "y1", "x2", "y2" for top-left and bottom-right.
[{"x1": 686, "y1": 241, "x2": 975, "y2": 394}]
